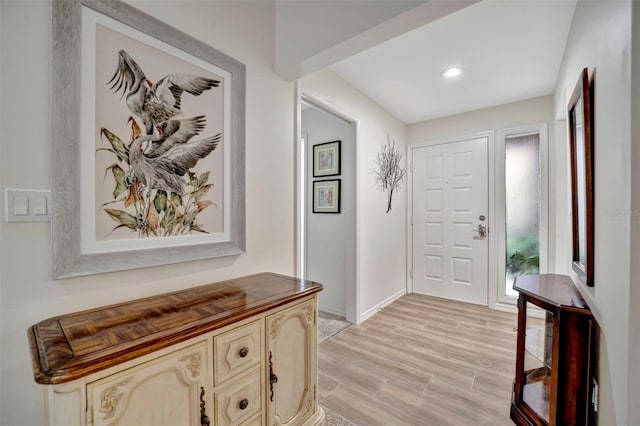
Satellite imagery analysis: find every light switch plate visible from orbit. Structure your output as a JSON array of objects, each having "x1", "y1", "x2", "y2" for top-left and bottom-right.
[
  {"x1": 14, "y1": 193, "x2": 28, "y2": 215},
  {"x1": 4, "y1": 189, "x2": 51, "y2": 222}
]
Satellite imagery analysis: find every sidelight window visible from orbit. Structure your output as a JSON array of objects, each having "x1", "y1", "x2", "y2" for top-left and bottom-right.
[
  {"x1": 505, "y1": 133, "x2": 542, "y2": 296},
  {"x1": 496, "y1": 123, "x2": 548, "y2": 305}
]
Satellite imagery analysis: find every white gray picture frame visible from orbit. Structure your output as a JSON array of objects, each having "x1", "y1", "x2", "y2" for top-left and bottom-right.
[{"x1": 52, "y1": 0, "x2": 246, "y2": 279}]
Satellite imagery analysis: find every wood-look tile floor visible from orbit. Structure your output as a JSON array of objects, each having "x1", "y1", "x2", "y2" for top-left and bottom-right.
[{"x1": 319, "y1": 294, "x2": 518, "y2": 426}]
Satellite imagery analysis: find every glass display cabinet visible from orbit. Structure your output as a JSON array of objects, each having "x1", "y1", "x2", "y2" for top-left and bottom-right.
[{"x1": 511, "y1": 274, "x2": 595, "y2": 426}]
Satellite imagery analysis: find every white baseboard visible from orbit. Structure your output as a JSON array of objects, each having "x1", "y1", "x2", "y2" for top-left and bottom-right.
[
  {"x1": 359, "y1": 288, "x2": 407, "y2": 323},
  {"x1": 493, "y1": 300, "x2": 544, "y2": 318},
  {"x1": 492, "y1": 301, "x2": 518, "y2": 314}
]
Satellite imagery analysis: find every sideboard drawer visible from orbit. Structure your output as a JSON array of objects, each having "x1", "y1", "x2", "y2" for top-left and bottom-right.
[
  {"x1": 215, "y1": 368, "x2": 262, "y2": 425},
  {"x1": 214, "y1": 320, "x2": 262, "y2": 385}
]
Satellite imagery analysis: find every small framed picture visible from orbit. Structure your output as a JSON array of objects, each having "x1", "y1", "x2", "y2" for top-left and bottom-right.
[
  {"x1": 313, "y1": 179, "x2": 341, "y2": 213},
  {"x1": 313, "y1": 140, "x2": 341, "y2": 177}
]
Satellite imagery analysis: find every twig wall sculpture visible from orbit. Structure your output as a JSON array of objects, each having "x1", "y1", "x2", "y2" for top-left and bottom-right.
[{"x1": 373, "y1": 134, "x2": 406, "y2": 214}]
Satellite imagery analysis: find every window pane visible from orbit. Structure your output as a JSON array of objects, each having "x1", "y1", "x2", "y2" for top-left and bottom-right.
[{"x1": 505, "y1": 134, "x2": 541, "y2": 296}]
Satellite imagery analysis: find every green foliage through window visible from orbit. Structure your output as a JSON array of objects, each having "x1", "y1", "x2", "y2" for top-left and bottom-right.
[{"x1": 506, "y1": 236, "x2": 540, "y2": 277}]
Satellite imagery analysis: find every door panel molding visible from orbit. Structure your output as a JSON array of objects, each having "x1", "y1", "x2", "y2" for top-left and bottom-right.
[{"x1": 407, "y1": 132, "x2": 495, "y2": 307}]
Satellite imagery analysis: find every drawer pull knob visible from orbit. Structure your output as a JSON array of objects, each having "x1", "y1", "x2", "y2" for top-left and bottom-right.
[
  {"x1": 239, "y1": 398, "x2": 249, "y2": 410},
  {"x1": 239, "y1": 347, "x2": 249, "y2": 358}
]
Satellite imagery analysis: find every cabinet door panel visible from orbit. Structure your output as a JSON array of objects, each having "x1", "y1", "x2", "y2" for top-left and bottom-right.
[
  {"x1": 266, "y1": 299, "x2": 317, "y2": 426},
  {"x1": 87, "y1": 342, "x2": 210, "y2": 426}
]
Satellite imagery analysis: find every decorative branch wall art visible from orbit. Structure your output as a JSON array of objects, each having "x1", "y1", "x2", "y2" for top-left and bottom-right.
[
  {"x1": 51, "y1": 0, "x2": 246, "y2": 278},
  {"x1": 373, "y1": 134, "x2": 406, "y2": 214}
]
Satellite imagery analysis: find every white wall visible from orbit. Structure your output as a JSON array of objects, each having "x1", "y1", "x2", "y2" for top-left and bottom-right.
[
  {"x1": 0, "y1": 0, "x2": 4, "y2": 403},
  {"x1": 408, "y1": 95, "x2": 554, "y2": 143},
  {"x1": 408, "y1": 95, "x2": 558, "y2": 277},
  {"x1": 0, "y1": 1, "x2": 295, "y2": 424},
  {"x1": 553, "y1": 0, "x2": 632, "y2": 424},
  {"x1": 302, "y1": 107, "x2": 356, "y2": 316},
  {"x1": 629, "y1": 4, "x2": 640, "y2": 425},
  {"x1": 299, "y1": 69, "x2": 407, "y2": 321}
]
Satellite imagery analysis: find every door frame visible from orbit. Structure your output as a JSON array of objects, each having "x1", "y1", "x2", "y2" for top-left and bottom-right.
[
  {"x1": 294, "y1": 83, "x2": 361, "y2": 324},
  {"x1": 407, "y1": 131, "x2": 497, "y2": 308}
]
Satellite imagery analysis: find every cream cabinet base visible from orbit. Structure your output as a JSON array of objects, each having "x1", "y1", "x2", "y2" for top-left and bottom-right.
[
  {"x1": 30, "y1": 274, "x2": 323, "y2": 426},
  {"x1": 304, "y1": 408, "x2": 325, "y2": 426}
]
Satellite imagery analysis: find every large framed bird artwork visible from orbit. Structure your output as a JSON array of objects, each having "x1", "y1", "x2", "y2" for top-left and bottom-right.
[{"x1": 51, "y1": 0, "x2": 246, "y2": 278}]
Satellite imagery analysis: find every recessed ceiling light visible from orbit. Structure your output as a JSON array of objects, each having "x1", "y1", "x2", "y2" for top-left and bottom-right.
[{"x1": 441, "y1": 66, "x2": 464, "y2": 79}]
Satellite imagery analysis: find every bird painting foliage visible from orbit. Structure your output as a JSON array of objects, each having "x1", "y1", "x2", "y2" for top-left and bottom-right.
[
  {"x1": 97, "y1": 49, "x2": 221, "y2": 238},
  {"x1": 99, "y1": 124, "x2": 215, "y2": 237}
]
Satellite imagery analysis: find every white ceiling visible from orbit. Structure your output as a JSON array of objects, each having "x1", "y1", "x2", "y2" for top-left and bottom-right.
[{"x1": 329, "y1": 0, "x2": 577, "y2": 124}]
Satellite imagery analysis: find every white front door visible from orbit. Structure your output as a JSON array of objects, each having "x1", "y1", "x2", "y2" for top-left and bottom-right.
[{"x1": 412, "y1": 137, "x2": 489, "y2": 305}]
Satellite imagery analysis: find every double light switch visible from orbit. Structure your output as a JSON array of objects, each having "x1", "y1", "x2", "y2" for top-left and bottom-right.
[{"x1": 4, "y1": 189, "x2": 51, "y2": 222}]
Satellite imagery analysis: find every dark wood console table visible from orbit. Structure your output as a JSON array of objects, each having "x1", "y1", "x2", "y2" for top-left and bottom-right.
[{"x1": 511, "y1": 274, "x2": 595, "y2": 426}]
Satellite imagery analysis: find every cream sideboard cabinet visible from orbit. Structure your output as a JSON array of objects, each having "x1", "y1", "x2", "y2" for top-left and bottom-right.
[{"x1": 28, "y1": 273, "x2": 324, "y2": 426}]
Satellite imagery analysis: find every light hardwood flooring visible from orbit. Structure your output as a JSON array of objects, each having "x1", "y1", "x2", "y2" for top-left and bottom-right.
[{"x1": 319, "y1": 294, "x2": 519, "y2": 426}]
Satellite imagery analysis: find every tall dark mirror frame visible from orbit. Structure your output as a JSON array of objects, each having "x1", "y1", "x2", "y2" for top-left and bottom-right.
[{"x1": 568, "y1": 68, "x2": 594, "y2": 286}]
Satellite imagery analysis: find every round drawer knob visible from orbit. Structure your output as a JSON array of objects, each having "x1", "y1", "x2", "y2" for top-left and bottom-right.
[
  {"x1": 239, "y1": 398, "x2": 249, "y2": 410},
  {"x1": 239, "y1": 347, "x2": 249, "y2": 358}
]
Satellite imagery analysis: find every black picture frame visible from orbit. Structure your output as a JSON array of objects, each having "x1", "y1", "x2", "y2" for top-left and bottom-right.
[
  {"x1": 312, "y1": 140, "x2": 341, "y2": 177},
  {"x1": 312, "y1": 179, "x2": 341, "y2": 214}
]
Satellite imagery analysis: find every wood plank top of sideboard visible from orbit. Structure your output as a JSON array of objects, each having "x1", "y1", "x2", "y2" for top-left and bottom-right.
[{"x1": 28, "y1": 272, "x2": 322, "y2": 384}]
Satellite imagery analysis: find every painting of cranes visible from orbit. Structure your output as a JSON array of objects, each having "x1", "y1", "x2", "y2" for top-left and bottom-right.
[
  {"x1": 51, "y1": 0, "x2": 245, "y2": 278},
  {"x1": 95, "y1": 24, "x2": 225, "y2": 239}
]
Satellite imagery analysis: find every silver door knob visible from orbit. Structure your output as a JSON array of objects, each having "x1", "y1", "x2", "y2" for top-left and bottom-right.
[{"x1": 472, "y1": 224, "x2": 487, "y2": 239}]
